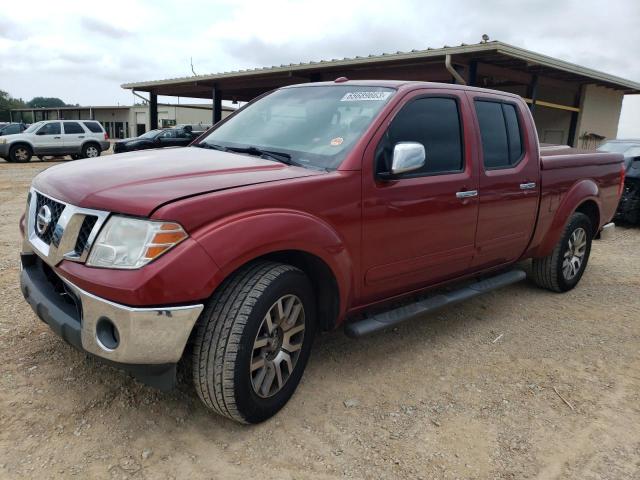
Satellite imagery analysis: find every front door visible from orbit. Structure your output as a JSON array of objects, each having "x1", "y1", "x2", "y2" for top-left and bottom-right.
[
  {"x1": 361, "y1": 90, "x2": 479, "y2": 303},
  {"x1": 467, "y1": 93, "x2": 540, "y2": 269},
  {"x1": 34, "y1": 122, "x2": 64, "y2": 154}
]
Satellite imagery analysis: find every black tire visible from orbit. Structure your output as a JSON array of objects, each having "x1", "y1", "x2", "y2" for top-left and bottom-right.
[
  {"x1": 530, "y1": 212, "x2": 593, "y2": 292},
  {"x1": 192, "y1": 261, "x2": 316, "y2": 424},
  {"x1": 81, "y1": 143, "x2": 101, "y2": 159},
  {"x1": 70, "y1": 154, "x2": 81, "y2": 160},
  {"x1": 9, "y1": 144, "x2": 32, "y2": 163}
]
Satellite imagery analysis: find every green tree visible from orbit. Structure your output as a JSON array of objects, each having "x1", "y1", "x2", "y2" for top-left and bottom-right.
[
  {"x1": 26, "y1": 97, "x2": 67, "y2": 108},
  {"x1": 0, "y1": 90, "x2": 26, "y2": 122}
]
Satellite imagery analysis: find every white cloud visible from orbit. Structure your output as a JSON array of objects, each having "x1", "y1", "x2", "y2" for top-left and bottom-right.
[{"x1": 0, "y1": 0, "x2": 638, "y2": 135}]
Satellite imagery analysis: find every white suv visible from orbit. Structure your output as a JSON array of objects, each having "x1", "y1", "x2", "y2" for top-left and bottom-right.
[{"x1": 0, "y1": 120, "x2": 110, "y2": 163}]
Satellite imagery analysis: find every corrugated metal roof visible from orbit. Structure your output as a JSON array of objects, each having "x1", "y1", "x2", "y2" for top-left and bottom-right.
[{"x1": 121, "y1": 40, "x2": 640, "y2": 93}]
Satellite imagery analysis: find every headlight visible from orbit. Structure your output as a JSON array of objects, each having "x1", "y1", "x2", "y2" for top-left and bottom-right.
[
  {"x1": 0, "y1": 138, "x2": 6, "y2": 144},
  {"x1": 86, "y1": 216, "x2": 188, "y2": 269}
]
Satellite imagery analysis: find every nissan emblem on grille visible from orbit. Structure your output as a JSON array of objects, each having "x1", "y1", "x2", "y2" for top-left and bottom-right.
[{"x1": 36, "y1": 205, "x2": 52, "y2": 235}]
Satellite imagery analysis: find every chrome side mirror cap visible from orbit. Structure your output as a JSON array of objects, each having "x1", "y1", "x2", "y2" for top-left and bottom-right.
[{"x1": 390, "y1": 142, "x2": 425, "y2": 175}]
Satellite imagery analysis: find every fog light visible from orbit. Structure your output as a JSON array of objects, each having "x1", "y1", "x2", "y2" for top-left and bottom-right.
[{"x1": 96, "y1": 317, "x2": 120, "y2": 351}]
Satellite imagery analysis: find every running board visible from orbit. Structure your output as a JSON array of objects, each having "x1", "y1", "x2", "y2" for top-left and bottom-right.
[{"x1": 344, "y1": 269, "x2": 527, "y2": 338}]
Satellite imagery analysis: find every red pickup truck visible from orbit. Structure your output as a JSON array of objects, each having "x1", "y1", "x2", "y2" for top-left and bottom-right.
[{"x1": 20, "y1": 80, "x2": 624, "y2": 423}]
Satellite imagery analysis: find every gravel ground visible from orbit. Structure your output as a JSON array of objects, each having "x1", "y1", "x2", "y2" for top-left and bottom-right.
[{"x1": 1, "y1": 159, "x2": 639, "y2": 480}]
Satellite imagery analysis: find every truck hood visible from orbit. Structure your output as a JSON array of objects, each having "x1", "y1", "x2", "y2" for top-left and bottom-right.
[{"x1": 33, "y1": 147, "x2": 322, "y2": 216}]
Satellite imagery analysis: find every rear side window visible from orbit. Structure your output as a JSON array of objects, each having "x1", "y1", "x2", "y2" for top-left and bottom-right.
[
  {"x1": 380, "y1": 97, "x2": 463, "y2": 176},
  {"x1": 475, "y1": 100, "x2": 524, "y2": 169},
  {"x1": 64, "y1": 122, "x2": 84, "y2": 134},
  {"x1": 83, "y1": 121, "x2": 103, "y2": 133}
]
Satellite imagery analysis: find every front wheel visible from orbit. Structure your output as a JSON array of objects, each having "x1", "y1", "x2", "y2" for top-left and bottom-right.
[
  {"x1": 9, "y1": 144, "x2": 32, "y2": 163},
  {"x1": 530, "y1": 212, "x2": 593, "y2": 292},
  {"x1": 192, "y1": 261, "x2": 315, "y2": 424}
]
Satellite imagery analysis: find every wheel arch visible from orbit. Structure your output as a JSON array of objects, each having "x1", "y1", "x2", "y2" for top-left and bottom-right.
[
  {"x1": 574, "y1": 199, "x2": 600, "y2": 236},
  {"x1": 191, "y1": 210, "x2": 355, "y2": 330},
  {"x1": 9, "y1": 141, "x2": 34, "y2": 152},
  {"x1": 258, "y1": 250, "x2": 340, "y2": 332},
  {"x1": 81, "y1": 140, "x2": 101, "y2": 151},
  {"x1": 533, "y1": 179, "x2": 601, "y2": 258}
]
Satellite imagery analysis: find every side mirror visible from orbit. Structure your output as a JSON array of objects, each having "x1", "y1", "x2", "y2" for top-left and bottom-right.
[{"x1": 379, "y1": 142, "x2": 426, "y2": 179}]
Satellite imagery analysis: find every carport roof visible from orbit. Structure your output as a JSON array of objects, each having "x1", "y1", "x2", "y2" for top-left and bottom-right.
[{"x1": 121, "y1": 40, "x2": 640, "y2": 98}]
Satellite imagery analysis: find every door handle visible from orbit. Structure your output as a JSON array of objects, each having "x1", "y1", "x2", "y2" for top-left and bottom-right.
[
  {"x1": 520, "y1": 182, "x2": 536, "y2": 190},
  {"x1": 456, "y1": 190, "x2": 478, "y2": 199},
  {"x1": 53, "y1": 136, "x2": 61, "y2": 139},
  {"x1": 78, "y1": 136, "x2": 85, "y2": 139}
]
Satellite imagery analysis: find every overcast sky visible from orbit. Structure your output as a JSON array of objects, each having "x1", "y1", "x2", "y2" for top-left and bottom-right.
[{"x1": 1, "y1": 0, "x2": 639, "y2": 136}]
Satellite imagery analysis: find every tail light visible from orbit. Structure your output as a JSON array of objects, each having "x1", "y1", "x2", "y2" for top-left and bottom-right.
[
  {"x1": 104, "y1": 132, "x2": 109, "y2": 140},
  {"x1": 617, "y1": 163, "x2": 625, "y2": 197}
]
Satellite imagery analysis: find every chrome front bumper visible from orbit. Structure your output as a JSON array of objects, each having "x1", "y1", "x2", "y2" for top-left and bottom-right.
[
  {"x1": 67, "y1": 280, "x2": 203, "y2": 364},
  {"x1": 20, "y1": 253, "x2": 203, "y2": 365}
]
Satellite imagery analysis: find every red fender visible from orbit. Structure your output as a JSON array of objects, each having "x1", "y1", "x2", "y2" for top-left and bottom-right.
[
  {"x1": 532, "y1": 179, "x2": 600, "y2": 258},
  {"x1": 192, "y1": 209, "x2": 354, "y2": 319}
]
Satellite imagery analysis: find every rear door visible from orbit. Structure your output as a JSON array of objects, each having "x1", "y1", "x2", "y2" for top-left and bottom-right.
[
  {"x1": 34, "y1": 122, "x2": 63, "y2": 154},
  {"x1": 467, "y1": 93, "x2": 540, "y2": 269},
  {"x1": 62, "y1": 121, "x2": 87, "y2": 153},
  {"x1": 361, "y1": 89, "x2": 479, "y2": 303}
]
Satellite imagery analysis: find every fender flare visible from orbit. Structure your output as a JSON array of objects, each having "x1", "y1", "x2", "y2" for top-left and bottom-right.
[
  {"x1": 193, "y1": 209, "x2": 355, "y2": 319},
  {"x1": 533, "y1": 179, "x2": 601, "y2": 258},
  {"x1": 8, "y1": 140, "x2": 34, "y2": 152}
]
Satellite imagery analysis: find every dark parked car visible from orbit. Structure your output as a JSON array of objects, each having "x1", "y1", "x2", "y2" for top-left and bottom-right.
[
  {"x1": 113, "y1": 127, "x2": 199, "y2": 153},
  {"x1": 0, "y1": 122, "x2": 27, "y2": 136},
  {"x1": 598, "y1": 139, "x2": 640, "y2": 224}
]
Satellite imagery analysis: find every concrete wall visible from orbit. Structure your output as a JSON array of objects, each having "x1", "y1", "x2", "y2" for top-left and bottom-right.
[
  {"x1": 532, "y1": 106, "x2": 573, "y2": 145},
  {"x1": 575, "y1": 84, "x2": 624, "y2": 147}
]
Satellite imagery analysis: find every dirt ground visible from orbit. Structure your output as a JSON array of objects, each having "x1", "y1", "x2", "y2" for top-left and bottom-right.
[{"x1": 1, "y1": 159, "x2": 639, "y2": 480}]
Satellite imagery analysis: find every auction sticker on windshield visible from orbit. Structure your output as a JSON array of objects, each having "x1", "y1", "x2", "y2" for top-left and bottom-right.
[{"x1": 340, "y1": 91, "x2": 392, "y2": 101}]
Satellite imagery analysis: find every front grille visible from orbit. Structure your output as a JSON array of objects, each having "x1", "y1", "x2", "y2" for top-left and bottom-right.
[
  {"x1": 34, "y1": 193, "x2": 65, "y2": 245},
  {"x1": 74, "y1": 215, "x2": 98, "y2": 254}
]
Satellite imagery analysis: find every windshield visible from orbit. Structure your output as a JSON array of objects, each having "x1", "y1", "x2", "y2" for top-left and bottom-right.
[
  {"x1": 24, "y1": 122, "x2": 44, "y2": 134},
  {"x1": 597, "y1": 142, "x2": 640, "y2": 154},
  {"x1": 199, "y1": 85, "x2": 395, "y2": 170},
  {"x1": 139, "y1": 129, "x2": 163, "y2": 139}
]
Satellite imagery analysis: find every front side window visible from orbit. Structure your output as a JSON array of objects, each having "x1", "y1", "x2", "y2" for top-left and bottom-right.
[
  {"x1": 25, "y1": 122, "x2": 44, "y2": 133},
  {"x1": 159, "y1": 130, "x2": 177, "y2": 138},
  {"x1": 200, "y1": 85, "x2": 395, "y2": 170},
  {"x1": 37, "y1": 122, "x2": 61, "y2": 135},
  {"x1": 376, "y1": 97, "x2": 464, "y2": 176},
  {"x1": 475, "y1": 100, "x2": 524, "y2": 169},
  {"x1": 64, "y1": 122, "x2": 84, "y2": 134}
]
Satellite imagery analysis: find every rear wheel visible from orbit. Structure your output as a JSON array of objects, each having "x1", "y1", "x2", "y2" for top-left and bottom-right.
[
  {"x1": 81, "y1": 143, "x2": 101, "y2": 159},
  {"x1": 9, "y1": 144, "x2": 32, "y2": 163},
  {"x1": 530, "y1": 212, "x2": 593, "y2": 292},
  {"x1": 192, "y1": 261, "x2": 315, "y2": 423}
]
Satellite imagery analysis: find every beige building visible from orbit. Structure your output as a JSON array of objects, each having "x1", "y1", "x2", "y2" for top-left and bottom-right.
[{"x1": 10, "y1": 104, "x2": 234, "y2": 139}]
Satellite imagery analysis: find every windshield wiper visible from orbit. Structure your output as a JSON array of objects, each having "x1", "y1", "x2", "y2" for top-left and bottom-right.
[
  {"x1": 226, "y1": 146, "x2": 294, "y2": 165},
  {"x1": 193, "y1": 143, "x2": 228, "y2": 151}
]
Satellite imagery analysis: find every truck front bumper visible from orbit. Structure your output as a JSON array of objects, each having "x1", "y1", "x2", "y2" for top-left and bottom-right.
[
  {"x1": 0, "y1": 143, "x2": 9, "y2": 158},
  {"x1": 20, "y1": 253, "x2": 204, "y2": 389}
]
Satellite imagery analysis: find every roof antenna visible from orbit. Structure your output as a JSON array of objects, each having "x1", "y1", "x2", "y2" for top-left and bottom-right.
[
  {"x1": 481, "y1": 34, "x2": 490, "y2": 43},
  {"x1": 190, "y1": 57, "x2": 198, "y2": 76}
]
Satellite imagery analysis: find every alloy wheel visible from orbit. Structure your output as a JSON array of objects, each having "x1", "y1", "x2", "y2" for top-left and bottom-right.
[
  {"x1": 86, "y1": 146, "x2": 99, "y2": 158},
  {"x1": 15, "y1": 148, "x2": 29, "y2": 161},
  {"x1": 250, "y1": 294, "x2": 305, "y2": 398},
  {"x1": 562, "y1": 227, "x2": 587, "y2": 280}
]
